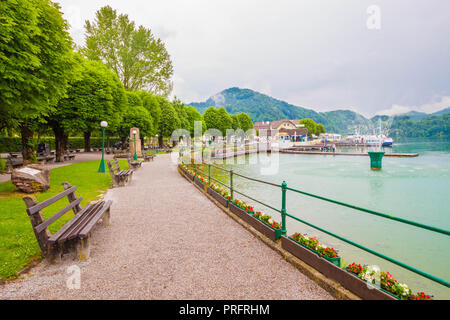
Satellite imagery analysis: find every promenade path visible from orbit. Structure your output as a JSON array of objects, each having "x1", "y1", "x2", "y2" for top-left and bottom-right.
[{"x1": 1, "y1": 154, "x2": 333, "y2": 299}]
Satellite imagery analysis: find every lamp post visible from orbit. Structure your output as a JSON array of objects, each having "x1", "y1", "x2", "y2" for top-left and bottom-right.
[
  {"x1": 98, "y1": 121, "x2": 108, "y2": 173},
  {"x1": 155, "y1": 134, "x2": 159, "y2": 154},
  {"x1": 132, "y1": 129, "x2": 138, "y2": 160}
]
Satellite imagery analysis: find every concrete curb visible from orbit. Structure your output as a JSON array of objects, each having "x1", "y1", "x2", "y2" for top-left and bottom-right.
[{"x1": 180, "y1": 166, "x2": 361, "y2": 300}]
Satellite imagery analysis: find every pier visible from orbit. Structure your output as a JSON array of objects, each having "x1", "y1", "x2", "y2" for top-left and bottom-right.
[{"x1": 280, "y1": 149, "x2": 419, "y2": 157}]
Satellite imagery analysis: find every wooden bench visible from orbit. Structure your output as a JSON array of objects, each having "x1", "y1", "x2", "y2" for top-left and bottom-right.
[
  {"x1": 143, "y1": 154, "x2": 155, "y2": 162},
  {"x1": 127, "y1": 156, "x2": 142, "y2": 170},
  {"x1": 64, "y1": 152, "x2": 75, "y2": 161},
  {"x1": 107, "y1": 159, "x2": 133, "y2": 187},
  {"x1": 23, "y1": 182, "x2": 112, "y2": 263}
]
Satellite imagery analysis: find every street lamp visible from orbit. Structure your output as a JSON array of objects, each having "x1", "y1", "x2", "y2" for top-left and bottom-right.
[
  {"x1": 98, "y1": 121, "x2": 108, "y2": 173},
  {"x1": 132, "y1": 129, "x2": 138, "y2": 160},
  {"x1": 155, "y1": 134, "x2": 159, "y2": 154}
]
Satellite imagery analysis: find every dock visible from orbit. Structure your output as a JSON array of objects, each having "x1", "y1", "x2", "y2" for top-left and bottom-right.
[{"x1": 280, "y1": 149, "x2": 419, "y2": 157}]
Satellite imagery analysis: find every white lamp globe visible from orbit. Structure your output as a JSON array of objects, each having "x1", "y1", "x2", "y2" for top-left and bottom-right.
[
  {"x1": 100, "y1": 121, "x2": 108, "y2": 127},
  {"x1": 132, "y1": 130, "x2": 137, "y2": 135}
]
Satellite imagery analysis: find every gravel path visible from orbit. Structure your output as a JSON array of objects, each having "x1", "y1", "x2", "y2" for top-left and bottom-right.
[{"x1": 0, "y1": 154, "x2": 333, "y2": 300}]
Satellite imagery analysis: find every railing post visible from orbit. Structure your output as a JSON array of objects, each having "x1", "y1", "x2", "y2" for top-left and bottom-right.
[
  {"x1": 230, "y1": 169, "x2": 234, "y2": 201},
  {"x1": 208, "y1": 163, "x2": 211, "y2": 184},
  {"x1": 281, "y1": 181, "x2": 287, "y2": 236}
]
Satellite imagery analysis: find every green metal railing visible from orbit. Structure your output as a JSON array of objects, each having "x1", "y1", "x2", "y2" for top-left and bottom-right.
[{"x1": 179, "y1": 148, "x2": 450, "y2": 289}]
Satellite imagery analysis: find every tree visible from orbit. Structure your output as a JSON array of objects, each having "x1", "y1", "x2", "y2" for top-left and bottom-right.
[
  {"x1": 158, "y1": 100, "x2": 180, "y2": 146},
  {"x1": 203, "y1": 107, "x2": 221, "y2": 131},
  {"x1": 216, "y1": 107, "x2": 233, "y2": 136},
  {"x1": 81, "y1": 6, "x2": 174, "y2": 96},
  {"x1": 185, "y1": 106, "x2": 206, "y2": 136},
  {"x1": 138, "y1": 91, "x2": 161, "y2": 133},
  {"x1": 236, "y1": 113, "x2": 254, "y2": 132},
  {"x1": 316, "y1": 123, "x2": 326, "y2": 135},
  {"x1": 230, "y1": 114, "x2": 240, "y2": 130},
  {"x1": 299, "y1": 119, "x2": 318, "y2": 137},
  {"x1": 0, "y1": 0, "x2": 74, "y2": 161},
  {"x1": 51, "y1": 54, "x2": 127, "y2": 160},
  {"x1": 172, "y1": 98, "x2": 190, "y2": 131}
]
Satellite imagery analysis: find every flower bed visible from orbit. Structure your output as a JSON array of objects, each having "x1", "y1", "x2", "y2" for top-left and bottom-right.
[
  {"x1": 229, "y1": 199, "x2": 282, "y2": 241},
  {"x1": 281, "y1": 236, "x2": 396, "y2": 300},
  {"x1": 229, "y1": 200, "x2": 255, "y2": 225},
  {"x1": 194, "y1": 174, "x2": 208, "y2": 189},
  {"x1": 343, "y1": 263, "x2": 433, "y2": 300},
  {"x1": 290, "y1": 233, "x2": 341, "y2": 267},
  {"x1": 179, "y1": 164, "x2": 195, "y2": 181},
  {"x1": 208, "y1": 183, "x2": 231, "y2": 208},
  {"x1": 252, "y1": 211, "x2": 282, "y2": 240}
]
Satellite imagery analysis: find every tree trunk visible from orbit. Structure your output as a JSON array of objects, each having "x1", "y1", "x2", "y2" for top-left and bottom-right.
[
  {"x1": 158, "y1": 135, "x2": 163, "y2": 148},
  {"x1": 84, "y1": 131, "x2": 91, "y2": 152},
  {"x1": 20, "y1": 123, "x2": 35, "y2": 164},
  {"x1": 53, "y1": 126, "x2": 65, "y2": 162}
]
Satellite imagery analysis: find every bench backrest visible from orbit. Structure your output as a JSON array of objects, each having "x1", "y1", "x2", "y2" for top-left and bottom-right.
[
  {"x1": 23, "y1": 182, "x2": 82, "y2": 250},
  {"x1": 107, "y1": 159, "x2": 121, "y2": 174}
]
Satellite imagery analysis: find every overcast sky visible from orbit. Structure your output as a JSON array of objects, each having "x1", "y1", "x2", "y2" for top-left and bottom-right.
[{"x1": 57, "y1": 0, "x2": 450, "y2": 117}]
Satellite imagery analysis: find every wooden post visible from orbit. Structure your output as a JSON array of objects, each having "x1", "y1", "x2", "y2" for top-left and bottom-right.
[
  {"x1": 62, "y1": 182, "x2": 81, "y2": 214},
  {"x1": 23, "y1": 196, "x2": 51, "y2": 253}
]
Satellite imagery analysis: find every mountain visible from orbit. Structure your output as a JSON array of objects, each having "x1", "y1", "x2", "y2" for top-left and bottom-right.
[
  {"x1": 188, "y1": 87, "x2": 371, "y2": 134},
  {"x1": 431, "y1": 107, "x2": 450, "y2": 117}
]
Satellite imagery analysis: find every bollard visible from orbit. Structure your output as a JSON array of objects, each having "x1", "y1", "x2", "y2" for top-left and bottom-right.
[{"x1": 368, "y1": 151, "x2": 384, "y2": 170}]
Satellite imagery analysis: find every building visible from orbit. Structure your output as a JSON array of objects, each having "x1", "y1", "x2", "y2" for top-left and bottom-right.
[
  {"x1": 319, "y1": 133, "x2": 341, "y2": 142},
  {"x1": 254, "y1": 119, "x2": 308, "y2": 141}
]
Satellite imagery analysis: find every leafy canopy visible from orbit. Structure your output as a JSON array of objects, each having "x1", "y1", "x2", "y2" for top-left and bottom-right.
[
  {"x1": 0, "y1": 0, "x2": 74, "y2": 121},
  {"x1": 81, "y1": 6, "x2": 173, "y2": 96}
]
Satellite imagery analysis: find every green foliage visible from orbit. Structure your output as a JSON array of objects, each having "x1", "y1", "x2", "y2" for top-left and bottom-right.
[
  {"x1": 81, "y1": 5, "x2": 173, "y2": 95},
  {"x1": 172, "y1": 98, "x2": 190, "y2": 131},
  {"x1": 316, "y1": 123, "x2": 326, "y2": 134},
  {"x1": 299, "y1": 118, "x2": 317, "y2": 137},
  {"x1": 139, "y1": 91, "x2": 162, "y2": 134},
  {"x1": 158, "y1": 99, "x2": 180, "y2": 138},
  {"x1": 0, "y1": 158, "x2": 6, "y2": 173},
  {"x1": 389, "y1": 113, "x2": 449, "y2": 138},
  {"x1": 203, "y1": 107, "x2": 221, "y2": 131},
  {"x1": 54, "y1": 53, "x2": 127, "y2": 136},
  {"x1": 0, "y1": 0, "x2": 74, "y2": 120},
  {"x1": 236, "y1": 113, "x2": 254, "y2": 132},
  {"x1": 118, "y1": 103, "x2": 154, "y2": 139},
  {"x1": 185, "y1": 106, "x2": 206, "y2": 136},
  {"x1": 216, "y1": 107, "x2": 233, "y2": 135},
  {"x1": 0, "y1": 137, "x2": 122, "y2": 153}
]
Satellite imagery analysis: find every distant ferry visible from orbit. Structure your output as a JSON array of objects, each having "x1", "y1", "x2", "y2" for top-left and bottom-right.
[
  {"x1": 382, "y1": 137, "x2": 394, "y2": 147},
  {"x1": 344, "y1": 134, "x2": 394, "y2": 146}
]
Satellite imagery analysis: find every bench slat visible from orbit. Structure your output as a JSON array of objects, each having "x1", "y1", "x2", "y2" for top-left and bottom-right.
[
  {"x1": 27, "y1": 186, "x2": 77, "y2": 215},
  {"x1": 56, "y1": 201, "x2": 104, "y2": 243},
  {"x1": 34, "y1": 197, "x2": 83, "y2": 233},
  {"x1": 47, "y1": 203, "x2": 94, "y2": 244},
  {"x1": 65, "y1": 201, "x2": 105, "y2": 241},
  {"x1": 79, "y1": 200, "x2": 112, "y2": 238}
]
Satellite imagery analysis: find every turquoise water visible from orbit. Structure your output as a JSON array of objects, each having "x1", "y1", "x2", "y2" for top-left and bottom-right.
[{"x1": 219, "y1": 138, "x2": 450, "y2": 299}]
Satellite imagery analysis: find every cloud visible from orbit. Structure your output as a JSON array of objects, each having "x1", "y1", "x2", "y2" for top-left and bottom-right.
[{"x1": 376, "y1": 96, "x2": 450, "y2": 116}]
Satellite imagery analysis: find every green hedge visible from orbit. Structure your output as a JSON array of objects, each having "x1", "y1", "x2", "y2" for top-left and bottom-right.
[
  {"x1": 0, "y1": 158, "x2": 6, "y2": 173},
  {"x1": 0, "y1": 137, "x2": 122, "y2": 153}
]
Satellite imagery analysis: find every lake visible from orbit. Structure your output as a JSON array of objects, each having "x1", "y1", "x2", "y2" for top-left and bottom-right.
[{"x1": 215, "y1": 138, "x2": 450, "y2": 299}]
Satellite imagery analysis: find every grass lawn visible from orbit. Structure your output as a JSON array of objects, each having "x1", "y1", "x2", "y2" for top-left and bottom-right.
[
  {"x1": 145, "y1": 149, "x2": 166, "y2": 155},
  {"x1": 0, "y1": 160, "x2": 128, "y2": 280}
]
